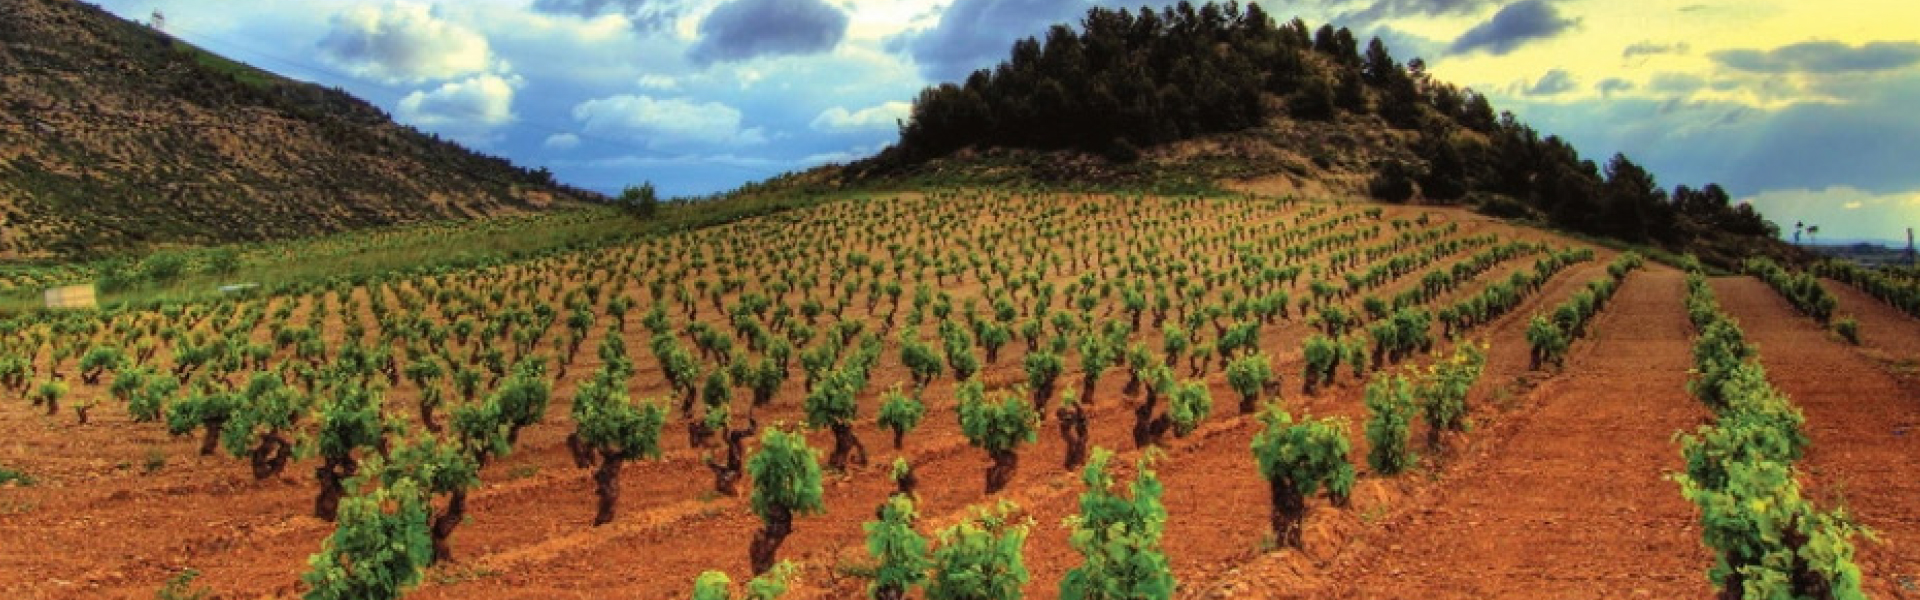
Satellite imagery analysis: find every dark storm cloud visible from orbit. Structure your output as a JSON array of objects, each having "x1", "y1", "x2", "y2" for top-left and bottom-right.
[
  {"x1": 529, "y1": 0, "x2": 685, "y2": 31},
  {"x1": 896, "y1": 0, "x2": 1094, "y2": 82},
  {"x1": 1595, "y1": 77, "x2": 1633, "y2": 96},
  {"x1": 1623, "y1": 41, "x2": 1689, "y2": 60},
  {"x1": 1711, "y1": 40, "x2": 1920, "y2": 74},
  {"x1": 687, "y1": 0, "x2": 849, "y2": 65},
  {"x1": 1721, "y1": 82, "x2": 1920, "y2": 195},
  {"x1": 1648, "y1": 71, "x2": 1705, "y2": 95},
  {"x1": 1524, "y1": 69, "x2": 1576, "y2": 96},
  {"x1": 1336, "y1": 0, "x2": 1499, "y2": 26},
  {"x1": 1448, "y1": 0, "x2": 1578, "y2": 56}
]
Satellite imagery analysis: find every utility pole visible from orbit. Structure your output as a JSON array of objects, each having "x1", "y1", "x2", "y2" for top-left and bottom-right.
[
  {"x1": 151, "y1": 9, "x2": 165, "y2": 33},
  {"x1": 1908, "y1": 227, "x2": 1915, "y2": 268}
]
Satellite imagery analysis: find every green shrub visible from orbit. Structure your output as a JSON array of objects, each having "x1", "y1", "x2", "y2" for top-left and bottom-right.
[
  {"x1": 1416, "y1": 341, "x2": 1485, "y2": 449},
  {"x1": 1833, "y1": 317, "x2": 1859, "y2": 345},
  {"x1": 1249, "y1": 406, "x2": 1354, "y2": 547},
  {"x1": 805, "y1": 368, "x2": 868, "y2": 471},
  {"x1": 877, "y1": 385, "x2": 926, "y2": 450},
  {"x1": 957, "y1": 380, "x2": 1039, "y2": 494},
  {"x1": 155, "y1": 569, "x2": 211, "y2": 600},
  {"x1": 1363, "y1": 373, "x2": 1417, "y2": 475},
  {"x1": 312, "y1": 384, "x2": 383, "y2": 521},
  {"x1": 1301, "y1": 335, "x2": 1339, "y2": 394},
  {"x1": 1525, "y1": 314, "x2": 1567, "y2": 370},
  {"x1": 1059, "y1": 448, "x2": 1174, "y2": 600},
  {"x1": 690, "y1": 563, "x2": 795, "y2": 600},
  {"x1": 748, "y1": 426, "x2": 825, "y2": 573},
  {"x1": 1167, "y1": 380, "x2": 1212, "y2": 438},
  {"x1": 928, "y1": 503, "x2": 1031, "y2": 600},
  {"x1": 140, "y1": 251, "x2": 190, "y2": 285},
  {"x1": 864, "y1": 495, "x2": 931, "y2": 600},
  {"x1": 300, "y1": 478, "x2": 432, "y2": 600},
  {"x1": 1225, "y1": 352, "x2": 1274, "y2": 415},
  {"x1": 575, "y1": 383, "x2": 667, "y2": 525}
]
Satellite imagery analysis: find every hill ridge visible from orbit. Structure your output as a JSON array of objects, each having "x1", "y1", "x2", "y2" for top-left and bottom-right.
[{"x1": 0, "y1": 0, "x2": 589, "y2": 259}]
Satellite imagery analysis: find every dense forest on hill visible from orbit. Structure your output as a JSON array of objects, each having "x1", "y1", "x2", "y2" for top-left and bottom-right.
[{"x1": 850, "y1": 1, "x2": 1782, "y2": 259}]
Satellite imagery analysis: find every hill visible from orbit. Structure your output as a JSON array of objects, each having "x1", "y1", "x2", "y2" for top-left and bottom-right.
[
  {"x1": 832, "y1": 2, "x2": 1802, "y2": 269},
  {"x1": 0, "y1": 0, "x2": 589, "y2": 259}
]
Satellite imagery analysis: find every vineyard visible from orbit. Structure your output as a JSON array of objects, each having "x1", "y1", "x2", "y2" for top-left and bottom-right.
[{"x1": 0, "y1": 190, "x2": 1915, "y2": 599}]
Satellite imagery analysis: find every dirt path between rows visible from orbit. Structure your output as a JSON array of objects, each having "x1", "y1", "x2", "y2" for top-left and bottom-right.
[
  {"x1": 1824, "y1": 277, "x2": 1920, "y2": 374},
  {"x1": 1714, "y1": 276, "x2": 1920, "y2": 598},
  {"x1": 1310, "y1": 267, "x2": 1712, "y2": 599}
]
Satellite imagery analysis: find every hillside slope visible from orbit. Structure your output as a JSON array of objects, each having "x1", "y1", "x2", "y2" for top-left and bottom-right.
[
  {"x1": 0, "y1": 0, "x2": 584, "y2": 258},
  {"x1": 828, "y1": 2, "x2": 1800, "y2": 268}
]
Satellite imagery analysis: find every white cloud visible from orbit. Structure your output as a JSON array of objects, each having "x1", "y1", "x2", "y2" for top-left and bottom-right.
[
  {"x1": 545, "y1": 133, "x2": 582, "y2": 149},
  {"x1": 638, "y1": 74, "x2": 681, "y2": 91},
  {"x1": 318, "y1": 2, "x2": 495, "y2": 83},
  {"x1": 571, "y1": 94, "x2": 768, "y2": 148},
  {"x1": 397, "y1": 73, "x2": 518, "y2": 127},
  {"x1": 809, "y1": 101, "x2": 910, "y2": 132},
  {"x1": 574, "y1": 153, "x2": 785, "y2": 170}
]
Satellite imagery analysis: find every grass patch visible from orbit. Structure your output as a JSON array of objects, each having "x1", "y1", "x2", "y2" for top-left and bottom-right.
[
  {"x1": 0, "y1": 189, "x2": 842, "y2": 315},
  {"x1": 429, "y1": 565, "x2": 501, "y2": 585},
  {"x1": 1359, "y1": 503, "x2": 1390, "y2": 525},
  {"x1": 155, "y1": 569, "x2": 211, "y2": 600},
  {"x1": 0, "y1": 467, "x2": 33, "y2": 486},
  {"x1": 143, "y1": 448, "x2": 168, "y2": 475}
]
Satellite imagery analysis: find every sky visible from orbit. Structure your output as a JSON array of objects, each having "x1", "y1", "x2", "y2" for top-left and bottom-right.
[{"x1": 97, "y1": 0, "x2": 1920, "y2": 244}]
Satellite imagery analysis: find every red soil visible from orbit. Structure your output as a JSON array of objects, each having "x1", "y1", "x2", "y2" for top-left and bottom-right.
[
  {"x1": 1334, "y1": 268, "x2": 1712, "y2": 598},
  {"x1": 1824, "y1": 277, "x2": 1920, "y2": 373},
  {"x1": 1713, "y1": 277, "x2": 1920, "y2": 598},
  {"x1": 19, "y1": 198, "x2": 1898, "y2": 600}
]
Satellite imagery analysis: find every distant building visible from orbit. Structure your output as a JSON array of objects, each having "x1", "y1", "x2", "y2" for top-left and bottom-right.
[{"x1": 44, "y1": 284, "x2": 97, "y2": 309}]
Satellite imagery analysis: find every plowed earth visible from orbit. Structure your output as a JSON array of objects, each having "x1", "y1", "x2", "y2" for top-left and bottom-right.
[
  {"x1": 5, "y1": 198, "x2": 1910, "y2": 600},
  {"x1": 1714, "y1": 277, "x2": 1920, "y2": 598}
]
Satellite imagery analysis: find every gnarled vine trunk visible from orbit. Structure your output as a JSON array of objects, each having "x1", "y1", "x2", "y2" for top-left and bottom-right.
[
  {"x1": 565, "y1": 432, "x2": 596, "y2": 469},
  {"x1": 687, "y1": 420, "x2": 714, "y2": 449},
  {"x1": 430, "y1": 489, "x2": 467, "y2": 564},
  {"x1": 1270, "y1": 476, "x2": 1306, "y2": 549},
  {"x1": 418, "y1": 395, "x2": 442, "y2": 434},
  {"x1": 314, "y1": 454, "x2": 357, "y2": 521},
  {"x1": 1058, "y1": 402, "x2": 1089, "y2": 470},
  {"x1": 750, "y1": 504, "x2": 793, "y2": 575},
  {"x1": 827, "y1": 423, "x2": 867, "y2": 471},
  {"x1": 1132, "y1": 392, "x2": 1169, "y2": 448},
  {"x1": 249, "y1": 433, "x2": 293, "y2": 479},
  {"x1": 706, "y1": 422, "x2": 754, "y2": 496},
  {"x1": 985, "y1": 449, "x2": 1018, "y2": 494},
  {"x1": 893, "y1": 464, "x2": 917, "y2": 498},
  {"x1": 199, "y1": 419, "x2": 225, "y2": 456},
  {"x1": 591, "y1": 450, "x2": 623, "y2": 526},
  {"x1": 1031, "y1": 381, "x2": 1055, "y2": 416}
]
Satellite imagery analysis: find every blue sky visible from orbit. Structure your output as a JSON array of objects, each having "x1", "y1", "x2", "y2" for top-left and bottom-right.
[{"x1": 100, "y1": 0, "x2": 1920, "y2": 243}]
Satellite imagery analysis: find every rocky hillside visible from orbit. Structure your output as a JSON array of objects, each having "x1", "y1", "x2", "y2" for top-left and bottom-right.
[{"x1": 0, "y1": 0, "x2": 584, "y2": 258}]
